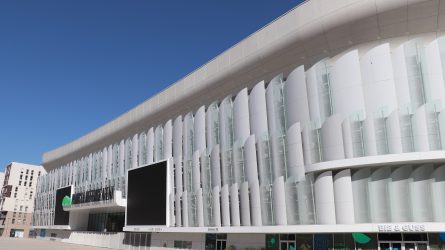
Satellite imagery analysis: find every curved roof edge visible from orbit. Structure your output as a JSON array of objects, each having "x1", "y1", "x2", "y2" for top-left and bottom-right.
[{"x1": 43, "y1": 0, "x2": 442, "y2": 169}]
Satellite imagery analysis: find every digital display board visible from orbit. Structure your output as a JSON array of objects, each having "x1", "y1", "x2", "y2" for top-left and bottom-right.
[
  {"x1": 126, "y1": 160, "x2": 168, "y2": 226},
  {"x1": 54, "y1": 186, "x2": 71, "y2": 225}
]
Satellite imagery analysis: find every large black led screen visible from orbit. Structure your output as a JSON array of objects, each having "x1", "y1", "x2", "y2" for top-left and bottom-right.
[
  {"x1": 127, "y1": 161, "x2": 167, "y2": 226},
  {"x1": 54, "y1": 186, "x2": 71, "y2": 225}
]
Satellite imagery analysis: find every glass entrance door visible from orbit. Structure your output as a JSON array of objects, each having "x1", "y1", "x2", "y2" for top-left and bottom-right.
[
  {"x1": 379, "y1": 242, "x2": 428, "y2": 250},
  {"x1": 216, "y1": 239, "x2": 226, "y2": 250},
  {"x1": 404, "y1": 242, "x2": 428, "y2": 250},
  {"x1": 379, "y1": 242, "x2": 402, "y2": 250},
  {"x1": 280, "y1": 241, "x2": 296, "y2": 250}
]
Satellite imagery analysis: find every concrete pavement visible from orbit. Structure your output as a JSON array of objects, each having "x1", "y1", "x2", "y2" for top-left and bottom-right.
[{"x1": 0, "y1": 238, "x2": 111, "y2": 250}]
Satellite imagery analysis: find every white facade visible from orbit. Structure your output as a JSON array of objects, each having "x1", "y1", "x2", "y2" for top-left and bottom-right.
[{"x1": 33, "y1": 0, "x2": 445, "y2": 249}]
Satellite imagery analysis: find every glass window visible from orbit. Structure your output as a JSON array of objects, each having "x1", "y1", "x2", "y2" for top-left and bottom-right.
[
  {"x1": 333, "y1": 234, "x2": 355, "y2": 250},
  {"x1": 314, "y1": 234, "x2": 333, "y2": 250},
  {"x1": 295, "y1": 234, "x2": 313, "y2": 250},
  {"x1": 403, "y1": 233, "x2": 428, "y2": 242}
]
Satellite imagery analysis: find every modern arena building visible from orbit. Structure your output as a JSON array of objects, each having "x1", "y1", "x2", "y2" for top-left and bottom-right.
[{"x1": 32, "y1": 0, "x2": 445, "y2": 249}]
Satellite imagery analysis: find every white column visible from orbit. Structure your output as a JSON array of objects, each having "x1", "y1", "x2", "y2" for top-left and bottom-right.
[
  {"x1": 333, "y1": 169, "x2": 355, "y2": 224},
  {"x1": 314, "y1": 171, "x2": 336, "y2": 224}
]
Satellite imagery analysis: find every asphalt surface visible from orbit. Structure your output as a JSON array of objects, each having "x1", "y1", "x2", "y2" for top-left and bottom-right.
[{"x1": 0, "y1": 238, "x2": 110, "y2": 250}]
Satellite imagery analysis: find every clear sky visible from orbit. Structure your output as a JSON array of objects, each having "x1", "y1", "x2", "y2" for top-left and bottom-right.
[{"x1": 0, "y1": 0, "x2": 302, "y2": 172}]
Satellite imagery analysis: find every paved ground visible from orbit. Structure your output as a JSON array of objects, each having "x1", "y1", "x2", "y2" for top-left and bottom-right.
[{"x1": 0, "y1": 238, "x2": 110, "y2": 250}]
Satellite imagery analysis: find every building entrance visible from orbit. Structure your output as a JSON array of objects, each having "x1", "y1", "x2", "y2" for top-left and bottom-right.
[
  {"x1": 378, "y1": 233, "x2": 429, "y2": 250},
  {"x1": 379, "y1": 241, "x2": 428, "y2": 250},
  {"x1": 279, "y1": 240, "x2": 296, "y2": 250},
  {"x1": 205, "y1": 234, "x2": 227, "y2": 250}
]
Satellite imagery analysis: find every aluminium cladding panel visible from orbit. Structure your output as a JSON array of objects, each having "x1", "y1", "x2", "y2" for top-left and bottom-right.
[
  {"x1": 286, "y1": 123, "x2": 305, "y2": 180},
  {"x1": 285, "y1": 66, "x2": 310, "y2": 129},
  {"x1": 320, "y1": 114, "x2": 345, "y2": 161},
  {"x1": 360, "y1": 43, "x2": 398, "y2": 115},
  {"x1": 361, "y1": 114, "x2": 378, "y2": 156},
  {"x1": 392, "y1": 42, "x2": 413, "y2": 108},
  {"x1": 333, "y1": 169, "x2": 355, "y2": 224},
  {"x1": 244, "y1": 135, "x2": 259, "y2": 186},
  {"x1": 175, "y1": 195, "x2": 182, "y2": 227},
  {"x1": 194, "y1": 106, "x2": 206, "y2": 154},
  {"x1": 410, "y1": 164, "x2": 434, "y2": 222},
  {"x1": 240, "y1": 181, "x2": 251, "y2": 226},
  {"x1": 314, "y1": 171, "x2": 336, "y2": 225},
  {"x1": 230, "y1": 183, "x2": 241, "y2": 226},
  {"x1": 248, "y1": 81, "x2": 268, "y2": 137},
  {"x1": 163, "y1": 120, "x2": 173, "y2": 159},
  {"x1": 368, "y1": 167, "x2": 391, "y2": 223},
  {"x1": 206, "y1": 102, "x2": 220, "y2": 151},
  {"x1": 342, "y1": 119, "x2": 354, "y2": 159},
  {"x1": 389, "y1": 165, "x2": 412, "y2": 222},
  {"x1": 272, "y1": 176, "x2": 287, "y2": 225},
  {"x1": 182, "y1": 191, "x2": 189, "y2": 227},
  {"x1": 432, "y1": 165, "x2": 445, "y2": 222},
  {"x1": 173, "y1": 116, "x2": 184, "y2": 195},
  {"x1": 196, "y1": 188, "x2": 204, "y2": 227},
  {"x1": 212, "y1": 185, "x2": 222, "y2": 227},
  {"x1": 233, "y1": 88, "x2": 251, "y2": 144},
  {"x1": 132, "y1": 134, "x2": 139, "y2": 169},
  {"x1": 330, "y1": 50, "x2": 366, "y2": 121},
  {"x1": 249, "y1": 180, "x2": 262, "y2": 226},
  {"x1": 386, "y1": 111, "x2": 403, "y2": 154},
  {"x1": 147, "y1": 128, "x2": 154, "y2": 164},
  {"x1": 210, "y1": 145, "x2": 222, "y2": 188},
  {"x1": 425, "y1": 38, "x2": 445, "y2": 102},
  {"x1": 351, "y1": 168, "x2": 371, "y2": 223},
  {"x1": 221, "y1": 184, "x2": 231, "y2": 227},
  {"x1": 126, "y1": 160, "x2": 170, "y2": 227},
  {"x1": 412, "y1": 105, "x2": 430, "y2": 152},
  {"x1": 266, "y1": 75, "x2": 287, "y2": 180},
  {"x1": 192, "y1": 151, "x2": 201, "y2": 192},
  {"x1": 173, "y1": 116, "x2": 183, "y2": 158}
]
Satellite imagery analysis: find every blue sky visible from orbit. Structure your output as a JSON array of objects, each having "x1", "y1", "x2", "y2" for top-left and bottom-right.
[{"x1": 0, "y1": 0, "x2": 302, "y2": 172}]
